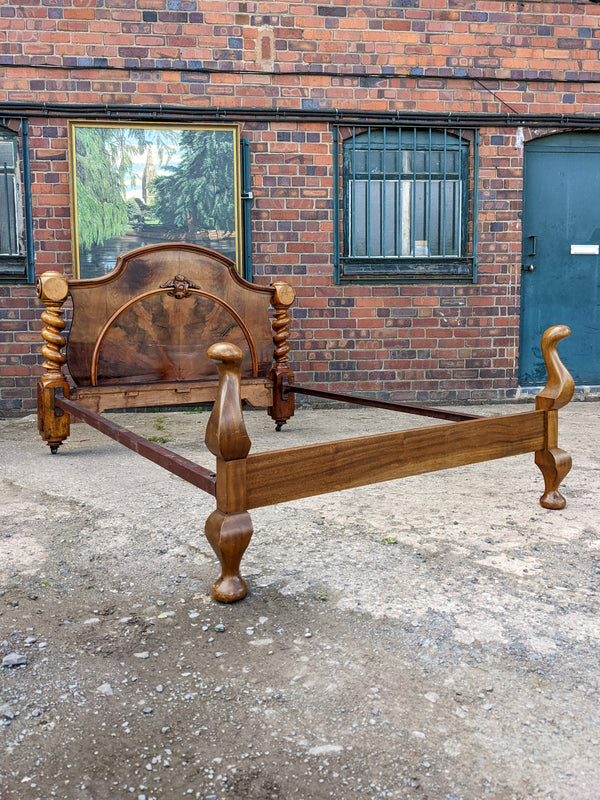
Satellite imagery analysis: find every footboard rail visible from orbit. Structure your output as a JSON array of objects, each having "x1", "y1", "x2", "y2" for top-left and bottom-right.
[{"x1": 244, "y1": 410, "x2": 547, "y2": 509}]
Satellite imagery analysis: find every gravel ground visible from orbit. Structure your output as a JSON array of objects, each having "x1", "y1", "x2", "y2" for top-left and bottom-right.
[{"x1": 1, "y1": 400, "x2": 599, "y2": 800}]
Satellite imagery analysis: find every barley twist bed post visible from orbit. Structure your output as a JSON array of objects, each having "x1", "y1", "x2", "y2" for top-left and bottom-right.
[
  {"x1": 36, "y1": 271, "x2": 71, "y2": 454},
  {"x1": 534, "y1": 324, "x2": 575, "y2": 509},
  {"x1": 267, "y1": 281, "x2": 296, "y2": 431},
  {"x1": 204, "y1": 342, "x2": 254, "y2": 603}
]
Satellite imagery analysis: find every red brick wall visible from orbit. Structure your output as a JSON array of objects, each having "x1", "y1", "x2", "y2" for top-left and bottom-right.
[{"x1": 2, "y1": 1, "x2": 599, "y2": 414}]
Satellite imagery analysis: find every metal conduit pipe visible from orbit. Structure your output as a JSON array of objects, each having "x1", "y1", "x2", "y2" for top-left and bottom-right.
[{"x1": 2, "y1": 102, "x2": 600, "y2": 130}]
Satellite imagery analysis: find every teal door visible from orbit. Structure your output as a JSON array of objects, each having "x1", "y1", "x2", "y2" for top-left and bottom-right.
[{"x1": 520, "y1": 133, "x2": 600, "y2": 385}]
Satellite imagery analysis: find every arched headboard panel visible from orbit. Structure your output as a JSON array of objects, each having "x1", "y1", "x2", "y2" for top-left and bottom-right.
[
  {"x1": 92, "y1": 289, "x2": 260, "y2": 385},
  {"x1": 66, "y1": 243, "x2": 275, "y2": 387}
]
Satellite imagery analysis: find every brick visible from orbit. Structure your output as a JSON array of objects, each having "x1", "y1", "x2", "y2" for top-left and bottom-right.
[{"x1": 1, "y1": 2, "x2": 595, "y2": 410}]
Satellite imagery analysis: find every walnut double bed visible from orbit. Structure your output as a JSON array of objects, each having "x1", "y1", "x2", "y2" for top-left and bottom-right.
[{"x1": 36, "y1": 243, "x2": 574, "y2": 602}]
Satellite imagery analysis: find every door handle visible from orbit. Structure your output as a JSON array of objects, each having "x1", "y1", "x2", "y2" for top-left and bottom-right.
[
  {"x1": 522, "y1": 264, "x2": 536, "y2": 272},
  {"x1": 528, "y1": 235, "x2": 537, "y2": 257}
]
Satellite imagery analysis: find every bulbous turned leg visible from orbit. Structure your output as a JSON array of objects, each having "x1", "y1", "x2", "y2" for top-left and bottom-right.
[
  {"x1": 205, "y1": 509, "x2": 253, "y2": 602},
  {"x1": 535, "y1": 447, "x2": 572, "y2": 509}
]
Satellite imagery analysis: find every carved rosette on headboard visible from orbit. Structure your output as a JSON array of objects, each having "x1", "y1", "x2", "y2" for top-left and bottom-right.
[{"x1": 160, "y1": 275, "x2": 201, "y2": 299}]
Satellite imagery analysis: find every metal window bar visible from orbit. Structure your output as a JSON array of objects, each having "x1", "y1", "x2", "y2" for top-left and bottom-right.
[
  {"x1": 366, "y1": 126, "x2": 372, "y2": 259},
  {"x1": 22, "y1": 118, "x2": 34, "y2": 282},
  {"x1": 441, "y1": 130, "x2": 447, "y2": 257},
  {"x1": 332, "y1": 125, "x2": 340, "y2": 282},
  {"x1": 472, "y1": 128, "x2": 480, "y2": 281},
  {"x1": 427, "y1": 128, "x2": 432, "y2": 258},
  {"x1": 411, "y1": 128, "x2": 417, "y2": 258},
  {"x1": 351, "y1": 127, "x2": 357, "y2": 258},
  {"x1": 381, "y1": 128, "x2": 387, "y2": 258},
  {"x1": 458, "y1": 127, "x2": 463, "y2": 258},
  {"x1": 342, "y1": 126, "x2": 472, "y2": 267},
  {"x1": 2, "y1": 162, "x2": 15, "y2": 255},
  {"x1": 397, "y1": 127, "x2": 403, "y2": 256}
]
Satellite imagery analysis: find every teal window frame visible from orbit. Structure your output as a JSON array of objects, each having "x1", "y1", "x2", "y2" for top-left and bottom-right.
[
  {"x1": 240, "y1": 137, "x2": 253, "y2": 281},
  {"x1": 333, "y1": 125, "x2": 479, "y2": 283},
  {"x1": 0, "y1": 120, "x2": 34, "y2": 284}
]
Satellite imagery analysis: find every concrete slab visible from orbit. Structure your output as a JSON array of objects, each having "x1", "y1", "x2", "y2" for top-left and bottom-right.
[{"x1": 1, "y1": 400, "x2": 599, "y2": 799}]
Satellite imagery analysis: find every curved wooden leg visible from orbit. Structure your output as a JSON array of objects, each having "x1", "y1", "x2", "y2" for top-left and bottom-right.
[
  {"x1": 205, "y1": 509, "x2": 253, "y2": 602},
  {"x1": 535, "y1": 447, "x2": 572, "y2": 509}
]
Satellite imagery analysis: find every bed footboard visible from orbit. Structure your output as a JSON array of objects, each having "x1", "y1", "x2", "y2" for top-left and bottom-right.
[{"x1": 205, "y1": 325, "x2": 574, "y2": 601}]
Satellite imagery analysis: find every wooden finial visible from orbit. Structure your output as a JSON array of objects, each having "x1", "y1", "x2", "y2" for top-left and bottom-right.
[
  {"x1": 534, "y1": 325, "x2": 574, "y2": 509},
  {"x1": 205, "y1": 342, "x2": 251, "y2": 461},
  {"x1": 36, "y1": 272, "x2": 69, "y2": 385},
  {"x1": 535, "y1": 325, "x2": 575, "y2": 411},
  {"x1": 270, "y1": 281, "x2": 295, "y2": 367}
]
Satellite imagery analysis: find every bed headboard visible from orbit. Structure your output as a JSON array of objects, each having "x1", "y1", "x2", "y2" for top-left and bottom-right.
[
  {"x1": 37, "y1": 242, "x2": 296, "y2": 444},
  {"x1": 65, "y1": 243, "x2": 278, "y2": 387}
]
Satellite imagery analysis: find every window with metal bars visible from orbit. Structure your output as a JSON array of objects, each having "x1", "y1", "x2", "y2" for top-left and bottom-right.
[
  {"x1": 334, "y1": 126, "x2": 478, "y2": 282},
  {"x1": 0, "y1": 124, "x2": 33, "y2": 283}
]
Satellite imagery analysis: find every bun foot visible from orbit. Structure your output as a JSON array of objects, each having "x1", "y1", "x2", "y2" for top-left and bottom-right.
[
  {"x1": 205, "y1": 509, "x2": 253, "y2": 603},
  {"x1": 540, "y1": 490, "x2": 567, "y2": 510},
  {"x1": 535, "y1": 447, "x2": 571, "y2": 510},
  {"x1": 212, "y1": 575, "x2": 248, "y2": 603}
]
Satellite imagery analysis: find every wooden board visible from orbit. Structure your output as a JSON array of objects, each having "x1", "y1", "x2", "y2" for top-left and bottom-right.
[
  {"x1": 95, "y1": 293, "x2": 258, "y2": 383},
  {"x1": 244, "y1": 410, "x2": 547, "y2": 509},
  {"x1": 71, "y1": 378, "x2": 272, "y2": 413}
]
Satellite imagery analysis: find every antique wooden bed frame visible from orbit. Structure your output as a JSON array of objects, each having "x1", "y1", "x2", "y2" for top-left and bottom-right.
[{"x1": 36, "y1": 242, "x2": 575, "y2": 603}]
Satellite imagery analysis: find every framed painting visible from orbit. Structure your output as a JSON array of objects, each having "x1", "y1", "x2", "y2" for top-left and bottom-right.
[{"x1": 68, "y1": 122, "x2": 243, "y2": 279}]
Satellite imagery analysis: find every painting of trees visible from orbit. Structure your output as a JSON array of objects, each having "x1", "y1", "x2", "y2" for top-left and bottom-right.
[
  {"x1": 73, "y1": 127, "x2": 131, "y2": 251},
  {"x1": 70, "y1": 124, "x2": 240, "y2": 278},
  {"x1": 151, "y1": 129, "x2": 235, "y2": 239}
]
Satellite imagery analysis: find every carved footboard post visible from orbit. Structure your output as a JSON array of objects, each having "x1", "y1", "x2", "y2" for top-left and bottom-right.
[
  {"x1": 204, "y1": 343, "x2": 253, "y2": 602},
  {"x1": 268, "y1": 281, "x2": 296, "y2": 431},
  {"x1": 534, "y1": 325, "x2": 575, "y2": 509},
  {"x1": 36, "y1": 271, "x2": 71, "y2": 454}
]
